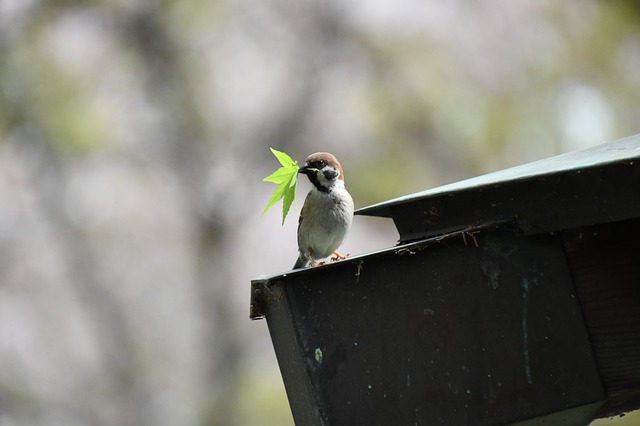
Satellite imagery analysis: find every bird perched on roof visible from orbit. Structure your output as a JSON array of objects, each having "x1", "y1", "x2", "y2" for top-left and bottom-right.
[{"x1": 293, "y1": 152, "x2": 354, "y2": 269}]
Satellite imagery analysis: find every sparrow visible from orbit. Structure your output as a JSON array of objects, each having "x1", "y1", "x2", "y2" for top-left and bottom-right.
[{"x1": 293, "y1": 152, "x2": 354, "y2": 269}]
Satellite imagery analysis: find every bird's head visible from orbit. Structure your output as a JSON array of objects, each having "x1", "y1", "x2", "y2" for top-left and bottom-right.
[{"x1": 299, "y1": 152, "x2": 344, "y2": 192}]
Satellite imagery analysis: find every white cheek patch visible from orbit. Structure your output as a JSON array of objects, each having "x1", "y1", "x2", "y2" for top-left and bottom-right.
[{"x1": 321, "y1": 167, "x2": 339, "y2": 182}]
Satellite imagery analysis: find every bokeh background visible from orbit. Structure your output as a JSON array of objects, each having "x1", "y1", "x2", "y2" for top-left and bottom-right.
[{"x1": 1, "y1": 0, "x2": 639, "y2": 425}]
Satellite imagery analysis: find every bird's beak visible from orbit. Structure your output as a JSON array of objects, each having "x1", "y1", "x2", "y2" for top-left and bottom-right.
[{"x1": 298, "y1": 164, "x2": 318, "y2": 175}]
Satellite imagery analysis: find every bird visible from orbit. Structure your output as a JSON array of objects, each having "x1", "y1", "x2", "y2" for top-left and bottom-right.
[{"x1": 293, "y1": 152, "x2": 354, "y2": 269}]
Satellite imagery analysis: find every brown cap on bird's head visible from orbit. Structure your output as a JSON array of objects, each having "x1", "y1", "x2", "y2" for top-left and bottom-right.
[{"x1": 299, "y1": 152, "x2": 345, "y2": 181}]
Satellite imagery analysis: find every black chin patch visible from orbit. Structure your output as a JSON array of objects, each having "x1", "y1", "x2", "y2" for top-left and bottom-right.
[{"x1": 307, "y1": 173, "x2": 331, "y2": 193}]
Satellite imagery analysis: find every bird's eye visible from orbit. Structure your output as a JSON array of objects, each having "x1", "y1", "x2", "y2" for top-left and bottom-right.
[{"x1": 316, "y1": 160, "x2": 326, "y2": 168}]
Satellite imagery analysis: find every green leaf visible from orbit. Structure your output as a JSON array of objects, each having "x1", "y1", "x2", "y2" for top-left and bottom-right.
[
  {"x1": 270, "y1": 147, "x2": 297, "y2": 168},
  {"x1": 262, "y1": 148, "x2": 299, "y2": 224},
  {"x1": 263, "y1": 167, "x2": 294, "y2": 184},
  {"x1": 282, "y1": 179, "x2": 296, "y2": 224}
]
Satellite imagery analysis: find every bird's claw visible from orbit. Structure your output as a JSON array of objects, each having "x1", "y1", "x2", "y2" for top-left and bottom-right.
[
  {"x1": 309, "y1": 252, "x2": 350, "y2": 267},
  {"x1": 331, "y1": 251, "x2": 350, "y2": 261}
]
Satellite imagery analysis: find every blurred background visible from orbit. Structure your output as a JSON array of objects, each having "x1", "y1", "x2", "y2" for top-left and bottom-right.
[{"x1": 1, "y1": 0, "x2": 639, "y2": 425}]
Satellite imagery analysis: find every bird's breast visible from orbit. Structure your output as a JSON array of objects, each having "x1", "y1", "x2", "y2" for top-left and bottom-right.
[{"x1": 299, "y1": 188, "x2": 354, "y2": 259}]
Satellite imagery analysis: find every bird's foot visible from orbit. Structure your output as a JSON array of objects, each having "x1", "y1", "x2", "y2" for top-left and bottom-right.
[
  {"x1": 331, "y1": 251, "x2": 350, "y2": 261},
  {"x1": 309, "y1": 253, "x2": 350, "y2": 267}
]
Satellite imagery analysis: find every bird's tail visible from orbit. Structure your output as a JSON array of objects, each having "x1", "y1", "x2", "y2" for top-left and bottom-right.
[{"x1": 293, "y1": 253, "x2": 309, "y2": 270}]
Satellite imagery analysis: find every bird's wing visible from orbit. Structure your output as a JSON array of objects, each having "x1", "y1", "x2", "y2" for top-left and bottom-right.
[{"x1": 297, "y1": 197, "x2": 307, "y2": 232}]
